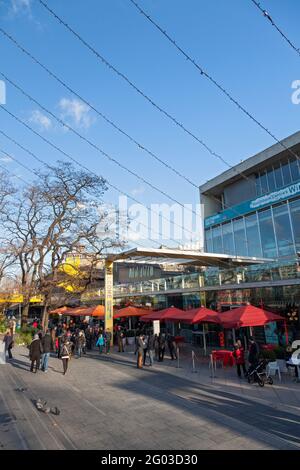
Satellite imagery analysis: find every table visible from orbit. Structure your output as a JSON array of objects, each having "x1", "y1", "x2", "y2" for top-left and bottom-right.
[{"x1": 212, "y1": 349, "x2": 235, "y2": 367}]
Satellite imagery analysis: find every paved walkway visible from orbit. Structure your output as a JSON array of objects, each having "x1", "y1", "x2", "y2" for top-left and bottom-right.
[{"x1": 0, "y1": 344, "x2": 300, "y2": 450}]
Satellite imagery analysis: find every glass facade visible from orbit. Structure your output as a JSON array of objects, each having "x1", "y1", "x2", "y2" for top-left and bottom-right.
[
  {"x1": 205, "y1": 197, "x2": 300, "y2": 259},
  {"x1": 255, "y1": 158, "x2": 300, "y2": 196}
]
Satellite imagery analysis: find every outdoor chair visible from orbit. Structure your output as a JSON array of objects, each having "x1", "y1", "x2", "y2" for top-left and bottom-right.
[{"x1": 266, "y1": 361, "x2": 281, "y2": 382}]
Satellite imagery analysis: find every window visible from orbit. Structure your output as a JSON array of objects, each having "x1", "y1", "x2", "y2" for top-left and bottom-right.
[
  {"x1": 289, "y1": 198, "x2": 300, "y2": 252},
  {"x1": 272, "y1": 203, "x2": 295, "y2": 256},
  {"x1": 258, "y1": 209, "x2": 277, "y2": 258},
  {"x1": 205, "y1": 229, "x2": 213, "y2": 252},
  {"x1": 274, "y1": 165, "x2": 283, "y2": 189},
  {"x1": 245, "y1": 213, "x2": 262, "y2": 257},
  {"x1": 281, "y1": 162, "x2": 292, "y2": 186},
  {"x1": 260, "y1": 171, "x2": 269, "y2": 194},
  {"x1": 267, "y1": 169, "x2": 276, "y2": 192},
  {"x1": 222, "y1": 222, "x2": 234, "y2": 255},
  {"x1": 233, "y1": 218, "x2": 247, "y2": 256},
  {"x1": 289, "y1": 159, "x2": 300, "y2": 182},
  {"x1": 212, "y1": 226, "x2": 223, "y2": 253},
  {"x1": 255, "y1": 174, "x2": 262, "y2": 196}
]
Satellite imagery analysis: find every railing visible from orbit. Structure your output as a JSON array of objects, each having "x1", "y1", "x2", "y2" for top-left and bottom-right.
[{"x1": 81, "y1": 259, "x2": 300, "y2": 300}]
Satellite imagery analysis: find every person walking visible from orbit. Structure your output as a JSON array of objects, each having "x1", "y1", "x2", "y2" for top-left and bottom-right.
[
  {"x1": 41, "y1": 329, "x2": 52, "y2": 372},
  {"x1": 75, "y1": 331, "x2": 85, "y2": 358},
  {"x1": 154, "y1": 334, "x2": 159, "y2": 361},
  {"x1": 148, "y1": 333, "x2": 155, "y2": 366},
  {"x1": 233, "y1": 341, "x2": 247, "y2": 378},
  {"x1": 247, "y1": 336, "x2": 259, "y2": 373},
  {"x1": 143, "y1": 334, "x2": 149, "y2": 365},
  {"x1": 85, "y1": 327, "x2": 93, "y2": 351},
  {"x1": 29, "y1": 334, "x2": 43, "y2": 373},
  {"x1": 158, "y1": 333, "x2": 166, "y2": 362},
  {"x1": 60, "y1": 338, "x2": 71, "y2": 375},
  {"x1": 96, "y1": 333, "x2": 104, "y2": 354},
  {"x1": 117, "y1": 327, "x2": 124, "y2": 353},
  {"x1": 3, "y1": 330, "x2": 13, "y2": 360},
  {"x1": 137, "y1": 334, "x2": 146, "y2": 369},
  {"x1": 104, "y1": 330, "x2": 112, "y2": 354},
  {"x1": 167, "y1": 334, "x2": 177, "y2": 360}
]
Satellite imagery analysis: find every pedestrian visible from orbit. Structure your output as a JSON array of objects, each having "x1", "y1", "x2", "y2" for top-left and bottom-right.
[
  {"x1": 143, "y1": 334, "x2": 148, "y2": 365},
  {"x1": 117, "y1": 327, "x2": 124, "y2": 352},
  {"x1": 167, "y1": 334, "x2": 177, "y2": 360},
  {"x1": 137, "y1": 334, "x2": 146, "y2": 369},
  {"x1": 8, "y1": 316, "x2": 16, "y2": 336},
  {"x1": 148, "y1": 333, "x2": 155, "y2": 366},
  {"x1": 75, "y1": 331, "x2": 85, "y2": 358},
  {"x1": 41, "y1": 329, "x2": 52, "y2": 373},
  {"x1": 104, "y1": 330, "x2": 112, "y2": 354},
  {"x1": 154, "y1": 334, "x2": 159, "y2": 361},
  {"x1": 158, "y1": 333, "x2": 166, "y2": 362},
  {"x1": 3, "y1": 330, "x2": 13, "y2": 360},
  {"x1": 29, "y1": 334, "x2": 43, "y2": 373},
  {"x1": 247, "y1": 336, "x2": 259, "y2": 373},
  {"x1": 60, "y1": 338, "x2": 71, "y2": 375},
  {"x1": 96, "y1": 333, "x2": 104, "y2": 354},
  {"x1": 85, "y1": 327, "x2": 93, "y2": 351},
  {"x1": 233, "y1": 341, "x2": 247, "y2": 378}
]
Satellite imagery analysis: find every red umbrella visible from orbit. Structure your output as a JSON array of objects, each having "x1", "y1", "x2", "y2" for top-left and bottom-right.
[
  {"x1": 219, "y1": 304, "x2": 285, "y2": 328},
  {"x1": 141, "y1": 306, "x2": 184, "y2": 322},
  {"x1": 190, "y1": 307, "x2": 221, "y2": 324},
  {"x1": 114, "y1": 306, "x2": 151, "y2": 318}
]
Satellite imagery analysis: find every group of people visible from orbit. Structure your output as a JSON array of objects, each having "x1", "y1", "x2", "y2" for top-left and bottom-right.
[
  {"x1": 232, "y1": 336, "x2": 258, "y2": 378},
  {"x1": 135, "y1": 332, "x2": 178, "y2": 369}
]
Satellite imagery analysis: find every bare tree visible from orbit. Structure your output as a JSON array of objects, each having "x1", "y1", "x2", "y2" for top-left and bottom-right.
[{"x1": 3, "y1": 161, "x2": 125, "y2": 327}]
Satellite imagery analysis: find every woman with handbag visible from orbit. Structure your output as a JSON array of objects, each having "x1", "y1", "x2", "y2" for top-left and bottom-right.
[
  {"x1": 3, "y1": 330, "x2": 14, "y2": 360},
  {"x1": 60, "y1": 338, "x2": 71, "y2": 375}
]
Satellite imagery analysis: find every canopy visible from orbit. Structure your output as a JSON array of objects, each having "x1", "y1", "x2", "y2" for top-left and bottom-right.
[
  {"x1": 76, "y1": 305, "x2": 105, "y2": 318},
  {"x1": 114, "y1": 306, "x2": 151, "y2": 318},
  {"x1": 219, "y1": 304, "x2": 285, "y2": 328},
  {"x1": 190, "y1": 307, "x2": 221, "y2": 324},
  {"x1": 161, "y1": 309, "x2": 196, "y2": 322},
  {"x1": 141, "y1": 306, "x2": 185, "y2": 322},
  {"x1": 49, "y1": 306, "x2": 70, "y2": 314}
]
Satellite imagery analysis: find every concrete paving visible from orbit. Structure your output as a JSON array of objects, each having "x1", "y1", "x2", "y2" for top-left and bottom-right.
[{"x1": 0, "y1": 344, "x2": 300, "y2": 450}]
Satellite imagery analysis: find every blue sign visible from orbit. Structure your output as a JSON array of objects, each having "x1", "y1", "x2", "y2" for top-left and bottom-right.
[{"x1": 204, "y1": 181, "x2": 300, "y2": 228}]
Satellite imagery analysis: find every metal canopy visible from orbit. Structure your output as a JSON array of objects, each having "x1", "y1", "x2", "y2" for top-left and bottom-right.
[{"x1": 108, "y1": 247, "x2": 272, "y2": 267}]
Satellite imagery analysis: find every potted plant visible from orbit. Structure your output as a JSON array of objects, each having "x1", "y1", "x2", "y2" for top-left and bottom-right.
[
  {"x1": 126, "y1": 330, "x2": 136, "y2": 345},
  {"x1": 260, "y1": 349, "x2": 276, "y2": 362}
]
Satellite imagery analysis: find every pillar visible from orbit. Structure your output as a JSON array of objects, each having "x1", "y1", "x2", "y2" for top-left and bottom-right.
[{"x1": 105, "y1": 259, "x2": 114, "y2": 345}]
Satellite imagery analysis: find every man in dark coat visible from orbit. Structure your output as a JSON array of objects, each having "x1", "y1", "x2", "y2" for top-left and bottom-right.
[
  {"x1": 29, "y1": 334, "x2": 43, "y2": 373},
  {"x1": 41, "y1": 330, "x2": 52, "y2": 372},
  {"x1": 248, "y1": 336, "x2": 259, "y2": 372},
  {"x1": 167, "y1": 334, "x2": 177, "y2": 360}
]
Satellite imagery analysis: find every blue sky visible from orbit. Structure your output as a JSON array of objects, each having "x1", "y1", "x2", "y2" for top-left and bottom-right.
[{"x1": 1, "y1": 0, "x2": 300, "y2": 246}]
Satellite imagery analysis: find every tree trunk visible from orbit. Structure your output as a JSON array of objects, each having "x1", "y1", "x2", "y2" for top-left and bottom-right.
[
  {"x1": 21, "y1": 303, "x2": 30, "y2": 328},
  {"x1": 41, "y1": 304, "x2": 49, "y2": 332}
]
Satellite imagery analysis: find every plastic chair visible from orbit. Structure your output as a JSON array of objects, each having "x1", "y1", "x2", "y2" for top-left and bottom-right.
[{"x1": 266, "y1": 361, "x2": 281, "y2": 381}]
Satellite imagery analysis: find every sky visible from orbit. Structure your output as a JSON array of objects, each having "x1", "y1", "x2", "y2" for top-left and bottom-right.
[{"x1": 1, "y1": 0, "x2": 300, "y2": 248}]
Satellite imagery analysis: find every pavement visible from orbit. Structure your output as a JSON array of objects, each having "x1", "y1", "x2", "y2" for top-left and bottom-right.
[{"x1": 0, "y1": 343, "x2": 300, "y2": 450}]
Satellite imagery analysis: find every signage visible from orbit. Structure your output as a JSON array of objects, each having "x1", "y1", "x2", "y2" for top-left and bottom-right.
[
  {"x1": 105, "y1": 260, "x2": 114, "y2": 343},
  {"x1": 204, "y1": 181, "x2": 300, "y2": 228}
]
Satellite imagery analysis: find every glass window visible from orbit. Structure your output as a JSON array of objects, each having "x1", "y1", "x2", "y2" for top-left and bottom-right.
[
  {"x1": 205, "y1": 229, "x2": 213, "y2": 252},
  {"x1": 222, "y1": 222, "x2": 234, "y2": 255},
  {"x1": 281, "y1": 162, "x2": 292, "y2": 186},
  {"x1": 289, "y1": 198, "x2": 300, "y2": 252},
  {"x1": 258, "y1": 209, "x2": 277, "y2": 258},
  {"x1": 260, "y1": 171, "x2": 269, "y2": 194},
  {"x1": 255, "y1": 175, "x2": 262, "y2": 196},
  {"x1": 245, "y1": 213, "x2": 262, "y2": 257},
  {"x1": 274, "y1": 165, "x2": 283, "y2": 189},
  {"x1": 233, "y1": 218, "x2": 247, "y2": 256},
  {"x1": 289, "y1": 159, "x2": 300, "y2": 182},
  {"x1": 267, "y1": 169, "x2": 276, "y2": 192},
  {"x1": 212, "y1": 226, "x2": 223, "y2": 253},
  {"x1": 272, "y1": 203, "x2": 295, "y2": 257}
]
